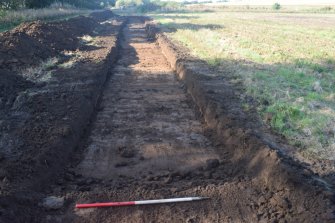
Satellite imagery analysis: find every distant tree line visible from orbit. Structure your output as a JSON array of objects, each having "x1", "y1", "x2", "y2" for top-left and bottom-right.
[
  {"x1": 0, "y1": 0, "x2": 115, "y2": 9},
  {"x1": 115, "y1": 0, "x2": 183, "y2": 12}
]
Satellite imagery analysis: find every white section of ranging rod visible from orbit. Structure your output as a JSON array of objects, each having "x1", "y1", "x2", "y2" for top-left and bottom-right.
[{"x1": 135, "y1": 197, "x2": 209, "y2": 205}]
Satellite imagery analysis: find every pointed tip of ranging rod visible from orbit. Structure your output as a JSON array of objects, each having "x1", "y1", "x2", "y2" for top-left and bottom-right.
[{"x1": 194, "y1": 196, "x2": 210, "y2": 201}]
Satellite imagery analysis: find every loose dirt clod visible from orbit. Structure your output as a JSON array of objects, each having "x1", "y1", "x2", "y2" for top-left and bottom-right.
[
  {"x1": 41, "y1": 196, "x2": 64, "y2": 210},
  {"x1": 205, "y1": 159, "x2": 220, "y2": 170},
  {"x1": 118, "y1": 146, "x2": 136, "y2": 158}
]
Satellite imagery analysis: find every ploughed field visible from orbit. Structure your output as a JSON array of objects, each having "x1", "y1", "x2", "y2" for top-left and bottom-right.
[{"x1": 0, "y1": 11, "x2": 334, "y2": 222}]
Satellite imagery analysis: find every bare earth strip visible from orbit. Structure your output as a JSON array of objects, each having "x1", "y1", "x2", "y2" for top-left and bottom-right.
[{"x1": 76, "y1": 18, "x2": 219, "y2": 179}]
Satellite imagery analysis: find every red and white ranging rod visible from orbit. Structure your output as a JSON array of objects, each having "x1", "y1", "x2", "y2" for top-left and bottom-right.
[{"x1": 76, "y1": 197, "x2": 209, "y2": 208}]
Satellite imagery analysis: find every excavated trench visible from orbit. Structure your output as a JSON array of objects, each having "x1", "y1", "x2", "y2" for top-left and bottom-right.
[
  {"x1": 33, "y1": 16, "x2": 335, "y2": 223},
  {"x1": 76, "y1": 20, "x2": 219, "y2": 180}
]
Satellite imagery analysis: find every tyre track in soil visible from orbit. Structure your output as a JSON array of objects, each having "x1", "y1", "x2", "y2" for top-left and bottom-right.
[{"x1": 43, "y1": 17, "x2": 333, "y2": 223}]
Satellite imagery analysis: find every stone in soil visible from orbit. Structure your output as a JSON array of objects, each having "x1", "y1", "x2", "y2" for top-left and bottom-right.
[
  {"x1": 205, "y1": 159, "x2": 220, "y2": 170},
  {"x1": 41, "y1": 196, "x2": 64, "y2": 210},
  {"x1": 118, "y1": 146, "x2": 135, "y2": 158}
]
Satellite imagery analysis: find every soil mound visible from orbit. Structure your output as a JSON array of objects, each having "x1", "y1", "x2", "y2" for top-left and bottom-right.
[
  {"x1": 0, "y1": 31, "x2": 54, "y2": 71},
  {"x1": 0, "y1": 12, "x2": 123, "y2": 223},
  {"x1": 90, "y1": 10, "x2": 115, "y2": 22},
  {"x1": 0, "y1": 70, "x2": 34, "y2": 110},
  {"x1": 0, "y1": 12, "x2": 114, "y2": 71}
]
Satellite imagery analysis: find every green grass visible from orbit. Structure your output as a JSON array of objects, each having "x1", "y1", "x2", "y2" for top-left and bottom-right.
[
  {"x1": 0, "y1": 8, "x2": 92, "y2": 32},
  {"x1": 149, "y1": 10, "x2": 335, "y2": 160},
  {"x1": 185, "y1": 3, "x2": 335, "y2": 14},
  {"x1": 21, "y1": 57, "x2": 59, "y2": 82}
]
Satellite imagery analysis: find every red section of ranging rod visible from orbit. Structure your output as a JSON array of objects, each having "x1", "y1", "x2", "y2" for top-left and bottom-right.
[
  {"x1": 76, "y1": 201, "x2": 135, "y2": 208},
  {"x1": 75, "y1": 197, "x2": 209, "y2": 209}
]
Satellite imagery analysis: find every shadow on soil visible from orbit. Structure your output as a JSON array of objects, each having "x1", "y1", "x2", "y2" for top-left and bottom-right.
[{"x1": 188, "y1": 56, "x2": 335, "y2": 187}]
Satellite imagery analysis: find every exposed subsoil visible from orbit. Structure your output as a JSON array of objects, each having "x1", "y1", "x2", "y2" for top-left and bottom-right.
[{"x1": 0, "y1": 14, "x2": 334, "y2": 222}]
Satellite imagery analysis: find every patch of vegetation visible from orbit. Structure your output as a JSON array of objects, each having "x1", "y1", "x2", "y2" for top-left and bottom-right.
[
  {"x1": 151, "y1": 11, "x2": 335, "y2": 159},
  {"x1": 0, "y1": 9, "x2": 6, "y2": 17},
  {"x1": 182, "y1": 3, "x2": 335, "y2": 14},
  {"x1": 0, "y1": 0, "x2": 116, "y2": 31},
  {"x1": 58, "y1": 59, "x2": 77, "y2": 69},
  {"x1": 272, "y1": 3, "x2": 281, "y2": 11},
  {"x1": 21, "y1": 57, "x2": 59, "y2": 81},
  {"x1": 0, "y1": 7, "x2": 91, "y2": 32},
  {"x1": 80, "y1": 35, "x2": 94, "y2": 43},
  {"x1": 79, "y1": 35, "x2": 102, "y2": 47},
  {"x1": 0, "y1": 0, "x2": 114, "y2": 10},
  {"x1": 58, "y1": 50, "x2": 84, "y2": 69},
  {"x1": 115, "y1": 0, "x2": 184, "y2": 13}
]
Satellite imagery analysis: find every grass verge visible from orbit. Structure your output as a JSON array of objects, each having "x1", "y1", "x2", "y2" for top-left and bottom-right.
[
  {"x1": 0, "y1": 8, "x2": 92, "y2": 32},
  {"x1": 150, "y1": 10, "x2": 335, "y2": 160}
]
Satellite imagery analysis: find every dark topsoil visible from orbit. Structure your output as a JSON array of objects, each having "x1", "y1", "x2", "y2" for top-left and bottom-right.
[{"x1": 0, "y1": 10, "x2": 125, "y2": 222}]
